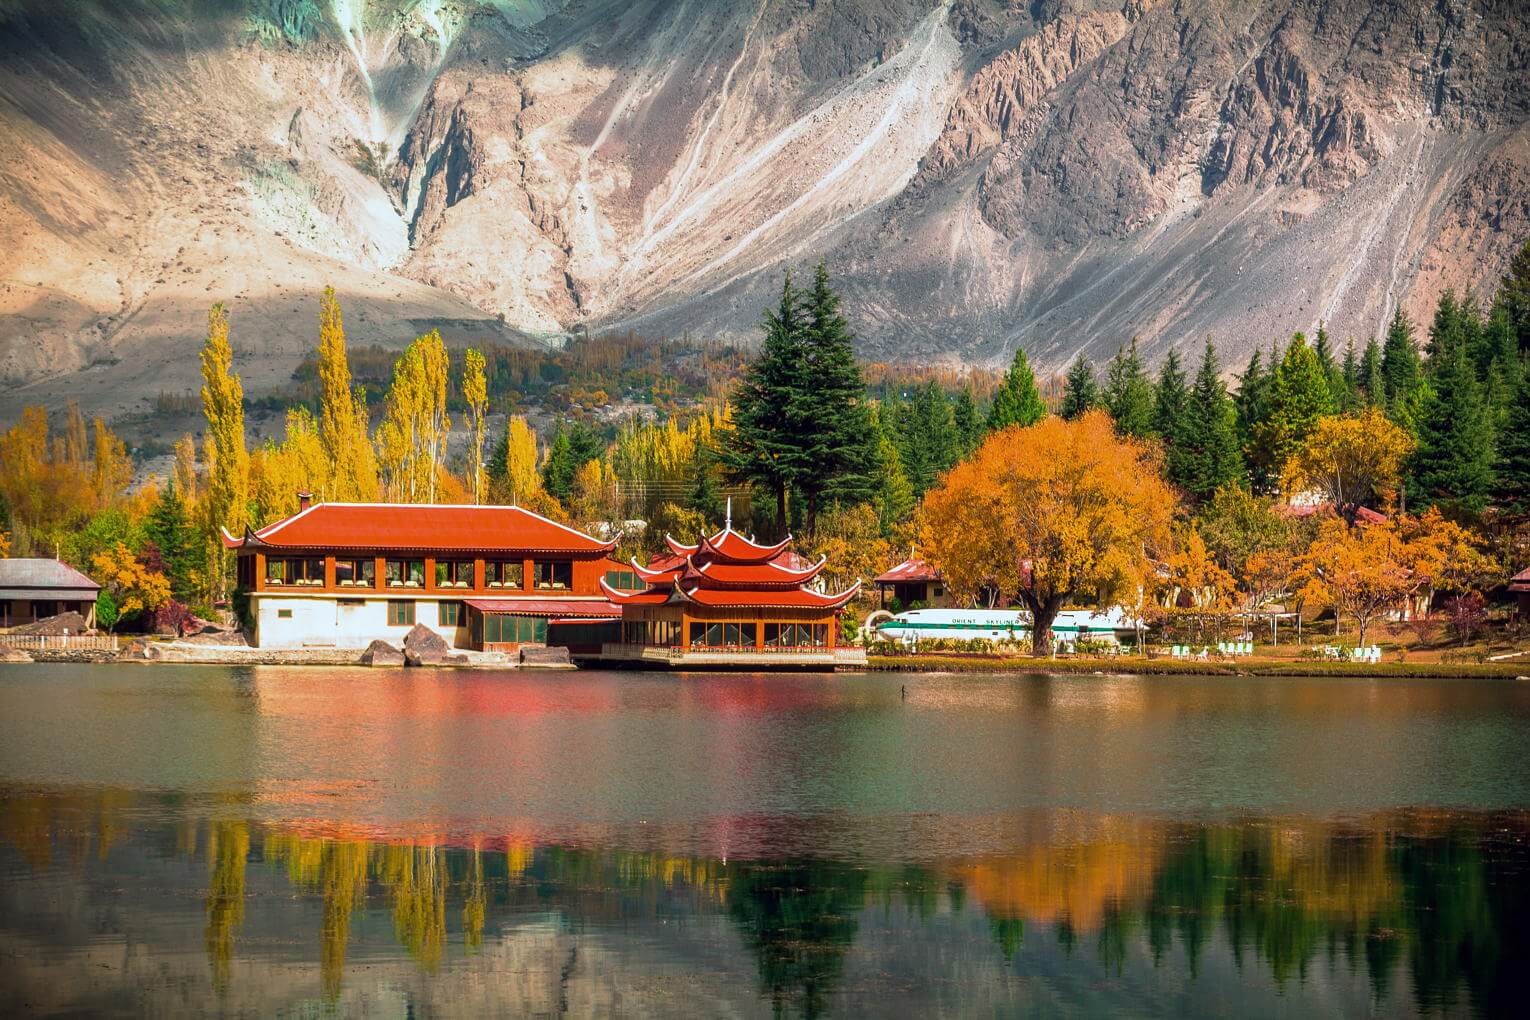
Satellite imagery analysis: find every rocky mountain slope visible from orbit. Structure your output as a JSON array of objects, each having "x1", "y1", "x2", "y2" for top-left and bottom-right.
[{"x1": 2, "y1": 0, "x2": 1526, "y2": 420}]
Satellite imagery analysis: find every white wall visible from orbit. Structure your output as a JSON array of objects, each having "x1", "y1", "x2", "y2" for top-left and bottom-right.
[{"x1": 253, "y1": 595, "x2": 468, "y2": 649}]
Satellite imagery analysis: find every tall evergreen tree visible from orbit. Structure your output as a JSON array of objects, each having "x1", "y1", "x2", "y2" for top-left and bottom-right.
[
  {"x1": 1175, "y1": 339, "x2": 1243, "y2": 503},
  {"x1": 1313, "y1": 324, "x2": 1345, "y2": 401},
  {"x1": 1234, "y1": 349, "x2": 1275, "y2": 492},
  {"x1": 870, "y1": 407, "x2": 915, "y2": 534},
  {"x1": 902, "y1": 380, "x2": 958, "y2": 495},
  {"x1": 1060, "y1": 354, "x2": 1100, "y2": 420},
  {"x1": 1493, "y1": 357, "x2": 1530, "y2": 517},
  {"x1": 951, "y1": 384, "x2": 983, "y2": 458},
  {"x1": 794, "y1": 261, "x2": 875, "y2": 532},
  {"x1": 1359, "y1": 338, "x2": 1385, "y2": 407},
  {"x1": 1412, "y1": 340, "x2": 1496, "y2": 516},
  {"x1": 541, "y1": 422, "x2": 603, "y2": 502},
  {"x1": 1380, "y1": 308, "x2": 1424, "y2": 414},
  {"x1": 986, "y1": 346, "x2": 1047, "y2": 431},
  {"x1": 1103, "y1": 339, "x2": 1155, "y2": 438},
  {"x1": 1338, "y1": 340, "x2": 1360, "y2": 411},
  {"x1": 1152, "y1": 349, "x2": 1189, "y2": 439},
  {"x1": 1257, "y1": 333, "x2": 1334, "y2": 480},
  {"x1": 144, "y1": 478, "x2": 195, "y2": 601},
  {"x1": 1497, "y1": 237, "x2": 1530, "y2": 354},
  {"x1": 721, "y1": 272, "x2": 808, "y2": 534}
]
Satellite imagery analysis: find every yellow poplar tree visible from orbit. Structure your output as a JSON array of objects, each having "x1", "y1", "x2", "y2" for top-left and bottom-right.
[
  {"x1": 316, "y1": 287, "x2": 379, "y2": 502},
  {"x1": 376, "y1": 331, "x2": 450, "y2": 503},
  {"x1": 502, "y1": 415, "x2": 543, "y2": 505},
  {"x1": 1282, "y1": 408, "x2": 1413, "y2": 524},
  {"x1": 251, "y1": 408, "x2": 331, "y2": 524},
  {"x1": 462, "y1": 348, "x2": 488, "y2": 504},
  {"x1": 91, "y1": 417, "x2": 132, "y2": 509},
  {"x1": 200, "y1": 303, "x2": 249, "y2": 600}
]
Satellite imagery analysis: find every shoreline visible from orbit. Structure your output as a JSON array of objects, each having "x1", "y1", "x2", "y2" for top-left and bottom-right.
[{"x1": 864, "y1": 654, "x2": 1530, "y2": 679}]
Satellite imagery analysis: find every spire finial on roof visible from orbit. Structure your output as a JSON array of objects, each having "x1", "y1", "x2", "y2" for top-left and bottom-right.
[{"x1": 725, "y1": 496, "x2": 732, "y2": 531}]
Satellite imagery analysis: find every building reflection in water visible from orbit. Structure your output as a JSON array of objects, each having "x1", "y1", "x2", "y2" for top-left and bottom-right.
[{"x1": 2, "y1": 791, "x2": 1527, "y2": 1016}]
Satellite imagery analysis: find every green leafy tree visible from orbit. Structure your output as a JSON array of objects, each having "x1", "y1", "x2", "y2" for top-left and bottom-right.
[
  {"x1": 1257, "y1": 333, "x2": 1333, "y2": 479},
  {"x1": 541, "y1": 422, "x2": 604, "y2": 502},
  {"x1": 1060, "y1": 355, "x2": 1100, "y2": 420},
  {"x1": 1174, "y1": 339, "x2": 1243, "y2": 503},
  {"x1": 1103, "y1": 339, "x2": 1155, "y2": 438},
  {"x1": 986, "y1": 347, "x2": 1047, "y2": 432},
  {"x1": 95, "y1": 590, "x2": 119, "y2": 633}
]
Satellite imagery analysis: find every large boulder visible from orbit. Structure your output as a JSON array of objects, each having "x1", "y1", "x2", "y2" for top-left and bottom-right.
[
  {"x1": 14, "y1": 611, "x2": 90, "y2": 635},
  {"x1": 402, "y1": 624, "x2": 452, "y2": 666},
  {"x1": 360, "y1": 639, "x2": 405, "y2": 667},
  {"x1": 520, "y1": 645, "x2": 572, "y2": 668},
  {"x1": 116, "y1": 639, "x2": 150, "y2": 661}
]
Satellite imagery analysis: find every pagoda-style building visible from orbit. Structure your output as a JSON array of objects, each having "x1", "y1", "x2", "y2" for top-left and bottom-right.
[{"x1": 596, "y1": 519, "x2": 866, "y2": 670}]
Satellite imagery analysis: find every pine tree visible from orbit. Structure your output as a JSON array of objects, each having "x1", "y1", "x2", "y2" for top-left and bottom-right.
[
  {"x1": 952, "y1": 385, "x2": 983, "y2": 457},
  {"x1": 542, "y1": 422, "x2": 604, "y2": 502},
  {"x1": 903, "y1": 380, "x2": 957, "y2": 495},
  {"x1": 1257, "y1": 333, "x2": 1334, "y2": 479},
  {"x1": 1339, "y1": 340, "x2": 1360, "y2": 411},
  {"x1": 1174, "y1": 338, "x2": 1243, "y2": 502},
  {"x1": 871, "y1": 408, "x2": 915, "y2": 535},
  {"x1": 1103, "y1": 339, "x2": 1155, "y2": 438},
  {"x1": 1234, "y1": 349, "x2": 1274, "y2": 493},
  {"x1": 1060, "y1": 354, "x2": 1100, "y2": 420},
  {"x1": 1314, "y1": 324, "x2": 1345, "y2": 401},
  {"x1": 795, "y1": 261, "x2": 875, "y2": 532},
  {"x1": 1380, "y1": 308, "x2": 1424, "y2": 414},
  {"x1": 1497, "y1": 237, "x2": 1530, "y2": 355},
  {"x1": 1493, "y1": 358, "x2": 1530, "y2": 517},
  {"x1": 1359, "y1": 338, "x2": 1385, "y2": 407},
  {"x1": 721, "y1": 272, "x2": 808, "y2": 534},
  {"x1": 1412, "y1": 341, "x2": 1496, "y2": 515},
  {"x1": 144, "y1": 478, "x2": 195, "y2": 601},
  {"x1": 1152, "y1": 349, "x2": 1189, "y2": 439},
  {"x1": 986, "y1": 346, "x2": 1047, "y2": 431}
]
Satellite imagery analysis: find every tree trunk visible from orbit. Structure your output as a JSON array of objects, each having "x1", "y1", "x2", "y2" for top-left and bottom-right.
[{"x1": 1023, "y1": 591, "x2": 1067, "y2": 657}]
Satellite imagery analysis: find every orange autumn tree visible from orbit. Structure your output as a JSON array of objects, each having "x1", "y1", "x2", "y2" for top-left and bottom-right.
[
  {"x1": 1282, "y1": 408, "x2": 1413, "y2": 524},
  {"x1": 919, "y1": 411, "x2": 1176, "y2": 655}
]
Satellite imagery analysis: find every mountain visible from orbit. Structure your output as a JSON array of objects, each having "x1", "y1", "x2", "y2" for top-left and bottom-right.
[{"x1": 2, "y1": 0, "x2": 1526, "y2": 422}]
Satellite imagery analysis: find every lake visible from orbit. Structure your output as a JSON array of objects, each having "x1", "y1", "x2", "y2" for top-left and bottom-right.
[{"x1": 1, "y1": 665, "x2": 1528, "y2": 1017}]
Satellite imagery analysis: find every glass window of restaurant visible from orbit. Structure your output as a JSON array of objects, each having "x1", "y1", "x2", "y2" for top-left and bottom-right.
[
  {"x1": 764, "y1": 623, "x2": 827, "y2": 647},
  {"x1": 483, "y1": 615, "x2": 546, "y2": 643},
  {"x1": 435, "y1": 559, "x2": 474, "y2": 588},
  {"x1": 486, "y1": 560, "x2": 523, "y2": 588},
  {"x1": 266, "y1": 557, "x2": 324, "y2": 586},
  {"x1": 385, "y1": 559, "x2": 425, "y2": 588},
  {"x1": 335, "y1": 558, "x2": 375, "y2": 587},
  {"x1": 534, "y1": 561, "x2": 572, "y2": 590},
  {"x1": 692, "y1": 622, "x2": 758, "y2": 647}
]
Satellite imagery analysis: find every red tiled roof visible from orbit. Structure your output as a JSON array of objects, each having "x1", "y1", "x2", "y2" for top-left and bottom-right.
[
  {"x1": 874, "y1": 557, "x2": 941, "y2": 584},
  {"x1": 598, "y1": 579, "x2": 674, "y2": 605},
  {"x1": 223, "y1": 503, "x2": 616, "y2": 553},
  {"x1": 1278, "y1": 502, "x2": 1387, "y2": 524},
  {"x1": 699, "y1": 529, "x2": 793, "y2": 563},
  {"x1": 686, "y1": 559, "x2": 825, "y2": 587},
  {"x1": 464, "y1": 598, "x2": 623, "y2": 617},
  {"x1": 678, "y1": 582, "x2": 860, "y2": 610}
]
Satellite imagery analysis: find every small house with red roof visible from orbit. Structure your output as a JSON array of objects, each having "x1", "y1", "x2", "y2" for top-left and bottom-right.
[
  {"x1": 1511, "y1": 566, "x2": 1530, "y2": 623},
  {"x1": 222, "y1": 497, "x2": 629, "y2": 650},
  {"x1": 596, "y1": 518, "x2": 866, "y2": 670},
  {"x1": 873, "y1": 556, "x2": 949, "y2": 609}
]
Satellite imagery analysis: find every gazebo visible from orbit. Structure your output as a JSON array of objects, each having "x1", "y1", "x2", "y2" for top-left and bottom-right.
[{"x1": 595, "y1": 518, "x2": 866, "y2": 670}]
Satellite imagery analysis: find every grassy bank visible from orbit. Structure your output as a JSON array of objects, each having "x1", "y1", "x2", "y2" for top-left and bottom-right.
[{"x1": 864, "y1": 654, "x2": 1530, "y2": 679}]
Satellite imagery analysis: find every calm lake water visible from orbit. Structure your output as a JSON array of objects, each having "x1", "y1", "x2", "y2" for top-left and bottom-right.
[{"x1": 1, "y1": 665, "x2": 1528, "y2": 1017}]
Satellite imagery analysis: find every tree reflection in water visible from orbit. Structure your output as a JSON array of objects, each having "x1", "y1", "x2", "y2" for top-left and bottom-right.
[{"x1": 2, "y1": 792, "x2": 1528, "y2": 1016}]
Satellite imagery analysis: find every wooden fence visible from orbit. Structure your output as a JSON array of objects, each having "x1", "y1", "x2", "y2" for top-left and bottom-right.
[{"x1": 0, "y1": 634, "x2": 117, "y2": 652}]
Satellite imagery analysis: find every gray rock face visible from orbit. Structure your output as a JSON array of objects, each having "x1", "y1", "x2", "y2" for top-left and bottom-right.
[
  {"x1": 2, "y1": 0, "x2": 1527, "y2": 419},
  {"x1": 402, "y1": 624, "x2": 452, "y2": 666},
  {"x1": 520, "y1": 645, "x2": 572, "y2": 668},
  {"x1": 360, "y1": 640, "x2": 405, "y2": 667},
  {"x1": 0, "y1": 646, "x2": 33, "y2": 663}
]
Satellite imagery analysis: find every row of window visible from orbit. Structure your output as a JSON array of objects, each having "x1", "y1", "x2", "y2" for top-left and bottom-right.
[
  {"x1": 384, "y1": 601, "x2": 463, "y2": 627},
  {"x1": 265, "y1": 558, "x2": 571, "y2": 589},
  {"x1": 688, "y1": 622, "x2": 830, "y2": 648},
  {"x1": 621, "y1": 619, "x2": 681, "y2": 646},
  {"x1": 482, "y1": 614, "x2": 546, "y2": 644}
]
